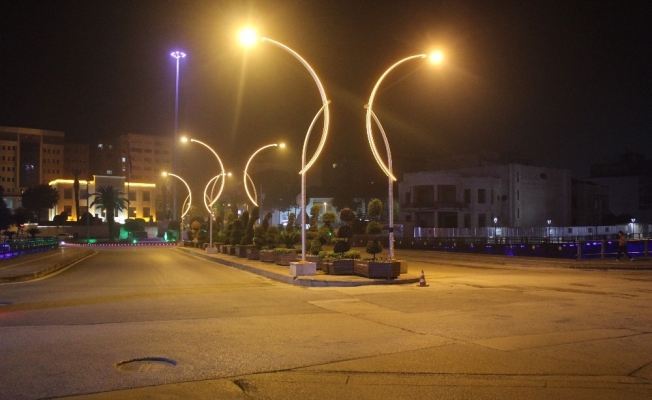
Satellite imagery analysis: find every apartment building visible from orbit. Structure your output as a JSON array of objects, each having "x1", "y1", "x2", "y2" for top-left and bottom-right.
[
  {"x1": 0, "y1": 126, "x2": 65, "y2": 208},
  {"x1": 399, "y1": 164, "x2": 572, "y2": 230}
]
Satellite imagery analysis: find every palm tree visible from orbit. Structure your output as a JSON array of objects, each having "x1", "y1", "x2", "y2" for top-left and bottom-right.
[
  {"x1": 72, "y1": 169, "x2": 81, "y2": 221},
  {"x1": 90, "y1": 185, "x2": 129, "y2": 242}
]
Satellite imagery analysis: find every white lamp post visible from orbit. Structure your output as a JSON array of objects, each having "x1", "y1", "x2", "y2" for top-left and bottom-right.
[
  {"x1": 240, "y1": 28, "x2": 330, "y2": 264},
  {"x1": 547, "y1": 219, "x2": 552, "y2": 240},
  {"x1": 365, "y1": 52, "x2": 443, "y2": 260},
  {"x1": 170, "y1": 51, "x2": 186, "y2": 221}
]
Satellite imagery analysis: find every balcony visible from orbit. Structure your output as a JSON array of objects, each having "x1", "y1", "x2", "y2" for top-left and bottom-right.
[{"x1": 402, "y1": 201, "x2": 468, "y2": 210}]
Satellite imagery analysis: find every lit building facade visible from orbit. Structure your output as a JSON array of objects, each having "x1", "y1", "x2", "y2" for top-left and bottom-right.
[{"x1": 49, "y1": 175, "x2": 156, "y2": 223}]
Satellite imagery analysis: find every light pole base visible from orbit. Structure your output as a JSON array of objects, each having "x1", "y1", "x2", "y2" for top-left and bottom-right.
[
  {"x1": 290, "y1": 261, "x2": 316, "y2": 276},
  {"x1": 205, "y1": 246, "x2": 218, "y2": 254}
]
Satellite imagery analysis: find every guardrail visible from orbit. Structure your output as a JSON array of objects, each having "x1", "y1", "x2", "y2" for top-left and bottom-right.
[
  {"x1": 1, "y1": 237, "x2": 60, "y2": 259},
  {"x1": 350, "y1": 235, "x2": 650, "y2": 260}
]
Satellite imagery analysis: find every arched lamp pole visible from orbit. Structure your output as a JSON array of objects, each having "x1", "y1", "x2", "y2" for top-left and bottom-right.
[
  {"x1": 365, "y1": 52, "x2": 443, "y2": 260},
  {"x1": 240, "y1": 29, "x2": 330, "y2": 261},
  {"x1": 181, "y1": 137, "x2": 228, "y2": 250},
  {"x1": 161, "y1": 172, "x2": 192, "y2": 230},
  {"x1": 244, "y1": 143, "x2": 285, "y2": 207}
]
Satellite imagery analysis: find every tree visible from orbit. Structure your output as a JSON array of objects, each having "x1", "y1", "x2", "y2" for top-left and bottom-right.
[
  {"x1": 90, "y1": 185, "x2": 129, "y2": 242},
  {"x1": 0, "y1": 187, "x2": 13, "y2": 231},
  {"x1": 73, "y1": 169, "x2": 81, "y2": 221},
  {"x1": 26, "y1": 227, "x2": 41, "y2": 238},
  {"x1": 21, "y1": 184, "x2": 59, "y2": 222},
  {"x1": 366, "y1": 199, "x2": 384, "y2": 261}
]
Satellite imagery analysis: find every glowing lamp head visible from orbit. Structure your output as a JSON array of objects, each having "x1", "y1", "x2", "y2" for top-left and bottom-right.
[
  {"x1": 162, "y1": 172, "x2": 169, "y2": 177},
  {"x1": 180, "y1": 136, "x2": 189, "y2": 143},
  {"x1": 278, "y1": 143, "x2": 286, "y2": 148},
  {"x1": 226, "y1": 172, "x2": 232, "y2": 177},
  {"x1": 429, "y1": 51, "x2": 444, "y2": 64},
  {"x1": 171, "y1": 51, "x2": 186, "y2": 59},
  {"x1": 239, "y1": 28, "x2": 259, "y2": 47}
]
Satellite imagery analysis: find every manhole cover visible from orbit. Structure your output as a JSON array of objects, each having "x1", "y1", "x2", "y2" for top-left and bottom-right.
[{"x1": 116, "y1": 357, "x2": 177, "y2": 372}]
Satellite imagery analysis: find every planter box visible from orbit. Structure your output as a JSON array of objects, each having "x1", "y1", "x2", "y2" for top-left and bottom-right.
[
  {"x1": 228, "y1": 246, "x2": 236, "y2": 256},
  {"x1": 305, "y1": 255, "x2": 321, "y2": 270},
  {"x1": 354, "y1": 260, "x2": 401, "y2": 279},
  {"x1": 219, "y1": 244, "x2": 229, "y2": 254},
  {"x1": 259, "y1": 251, "x2": 276, "y2": 263},
  {"x1": 290, "y1": 261, "x2": 316, "y2": 276},
  {"x1": 323, "y1": 259, "x2": 355, "y2": 275},
  {"x1": 247, "y1": 248, "x2": 260, "y2": 260},
  {"x1": 276, "y1": 252, "x2": 298, "y2": 266},
  {"x1": 236, "y1": 246, "x2": 248, "y2": 258}
]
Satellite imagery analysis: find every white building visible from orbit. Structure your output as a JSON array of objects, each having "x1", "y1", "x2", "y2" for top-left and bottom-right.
[{"x1": 399, "y1": 164, "x2": 571, "y2": 229}]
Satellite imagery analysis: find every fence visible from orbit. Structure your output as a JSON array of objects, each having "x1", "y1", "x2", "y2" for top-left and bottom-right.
[
  {"x1": 351, "y1": 234, "x2": 651, "y2": 260},
  {"x1": 1, "y1": 237, "x2": 59, "y2": 259}
]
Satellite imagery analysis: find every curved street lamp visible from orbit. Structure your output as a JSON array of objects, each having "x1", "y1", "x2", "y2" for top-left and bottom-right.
[
  {"x1": 365, "y1": 52, "x2": 443, "y2": 260},
  {"x1": 240, "y1": 28, "x2": 330, "y2": 261},
  {"x1": 244, "y1": 143, "x2": 285, "y2": 207},
  {"x1": 181, "y1": 137, "x2": 229, "y2": 250},
  {"x1": 161, "y1": 171, "x2": 192, "y2": 220},
  {"x1": 181, "y1": 137, "x2": 227, "y2": 208}
]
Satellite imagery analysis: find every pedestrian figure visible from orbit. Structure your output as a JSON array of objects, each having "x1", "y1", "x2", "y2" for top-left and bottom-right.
[{"x1": 616, "y1": 230, "x2": 632, "y2": 261}]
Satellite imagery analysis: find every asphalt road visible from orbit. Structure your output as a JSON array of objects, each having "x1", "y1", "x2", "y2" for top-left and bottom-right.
[{"x1": 1, "y1": 247, "x2": 652, "y2": 399}]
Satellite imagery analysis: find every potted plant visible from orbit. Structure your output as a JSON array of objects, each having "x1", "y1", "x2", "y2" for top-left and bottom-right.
[
  {"x1": 322, "y1": 250, "x2": 360, "y2": 274},
  {"x1": 235, "y1": 211, "x2": 251, "y2": 258},
  {"x1": 274, "y1": 247, "x2": 299, "y2": 266},
  {"x1": 259, "y1": 223, "x2": 279, "y2": 263},
  {"x1": 354, "y1": 199, "x2": 400, "y2": 279}
]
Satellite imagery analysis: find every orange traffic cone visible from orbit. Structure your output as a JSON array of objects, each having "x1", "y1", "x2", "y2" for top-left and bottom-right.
[{"x1": 417, "y1": 270, "x2": 429, "y2": 287}]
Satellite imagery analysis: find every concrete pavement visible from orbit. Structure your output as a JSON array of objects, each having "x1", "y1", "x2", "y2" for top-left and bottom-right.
[{"x1": 2, "y1": 242, "x2": 651, "y2": 285}]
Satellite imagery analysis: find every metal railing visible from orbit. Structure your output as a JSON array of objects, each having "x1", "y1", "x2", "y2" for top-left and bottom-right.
[{"x1": 1, "y1": 237, "x2": 59, "y2": 259}]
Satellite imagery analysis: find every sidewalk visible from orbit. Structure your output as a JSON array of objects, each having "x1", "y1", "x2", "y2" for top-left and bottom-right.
[
  {"x1": 178, "y1": 247, "x2": 423, "y2": 287},
  {"x1": 0, "y1": 247, "x2": 96, "y2": 283}
]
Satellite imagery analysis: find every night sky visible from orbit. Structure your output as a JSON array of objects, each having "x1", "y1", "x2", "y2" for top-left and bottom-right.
[{"x1": 1, "y1": 0, "x2": 650, "y2": 184}]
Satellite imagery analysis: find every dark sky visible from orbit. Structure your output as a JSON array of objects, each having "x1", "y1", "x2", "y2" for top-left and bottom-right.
[{"x1": 1, "y1": 0, "x2": 650, "y2": 181}]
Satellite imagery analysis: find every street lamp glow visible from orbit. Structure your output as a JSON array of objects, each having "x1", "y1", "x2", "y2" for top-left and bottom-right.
[
  {"x1": 429, "y1": 51, "x2": 444, "y2": 64},
  {"x1": 239, "y1": 28, "x2": 259, "y2": 47},
  {"x1": 244, "y1": 143, "x2": 284, "y2": 207},
  {"x1": 180, "y1": 136, "x2": 189, "y2": 143}
]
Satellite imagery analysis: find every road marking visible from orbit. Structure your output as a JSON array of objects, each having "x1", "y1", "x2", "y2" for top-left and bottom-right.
[{"x1": 473, "y1": 328, "x2": 640, "y2": 351}]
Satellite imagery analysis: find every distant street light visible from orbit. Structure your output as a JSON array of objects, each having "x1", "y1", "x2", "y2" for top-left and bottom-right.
[
  {"x1": 244, "y1": 143, "x2": 285, "y2": 207},
  {"x1": 170, "y1": 50, "x2": 186, "y2": 221},
  {"x1": 181, "y1": 137, "x2": 228, "y2": 251},
  {"x1": 493, "y1": 217, "x2": 498, "y2": 238},
  {"x1": 240, "y1": 28, "x2": 330, "y2": 262},
  {"x1": 365, "y1": 52, "x2": 443, "y2": 260},
  {"x1": 161, "y1": 172, "x2": 192, "y2": 220},
  {"x1": 547, "y1": 219, "x2": 552, "y2": 240}
]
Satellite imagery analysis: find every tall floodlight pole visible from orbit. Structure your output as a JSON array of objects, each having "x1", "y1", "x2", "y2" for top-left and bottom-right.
[
  {"x1": 240, "y1": 28, "x2": 330, "y2": 261},
  {"x1": 365, "y1": 52, "x2": 443, "y2": 260},
  {"x1": 244, "y1": 143, "x2": 285, "y2": 207},
  {"x1": 170, "y1": 51, "x2": 186, "y2": 223}
]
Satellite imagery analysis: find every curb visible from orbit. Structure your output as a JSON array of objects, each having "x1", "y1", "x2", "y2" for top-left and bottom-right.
[
  {"x1": 178, "y1": 248, "x2": 420, "y2": 287},
  {"x1": 0, "y1": 249, "x2": 97, "y2": 283}
]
